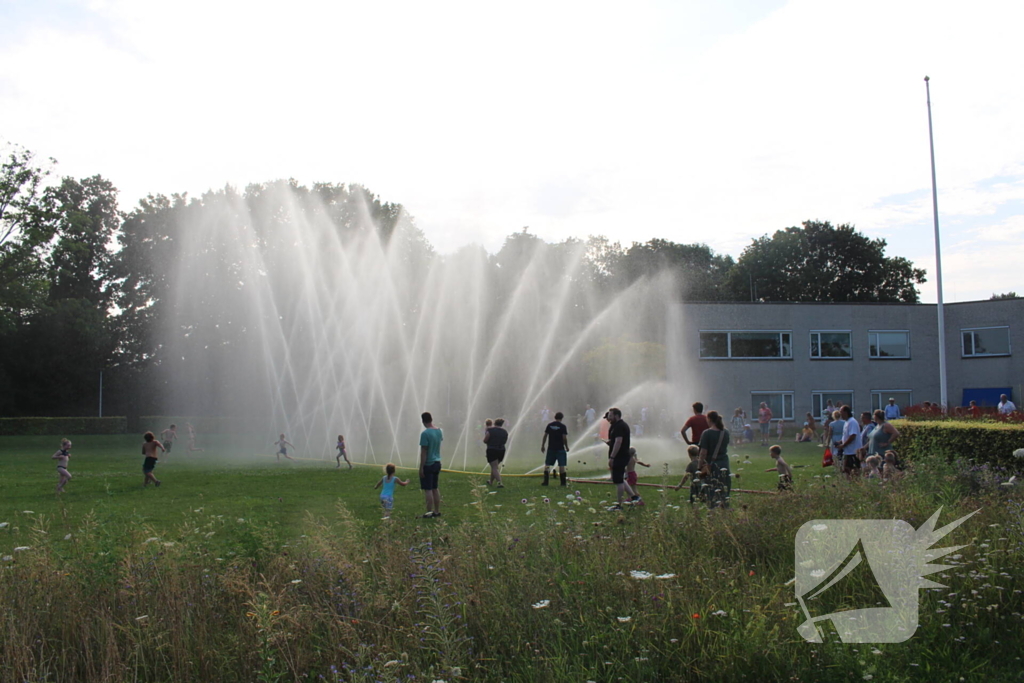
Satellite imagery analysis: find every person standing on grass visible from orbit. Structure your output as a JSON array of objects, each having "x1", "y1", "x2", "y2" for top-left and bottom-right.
[
  {"x1": 160, "y1": 424, "x2": 177, "y2": 457},
  {"x1": 585, "y1": 404, "x2": 596, "y2": 427},
  {"x1": 541, "y1": 411, "x2": 569, "y2": 487},
  {"x1": 680, "y1": 402, "x2": 709, "y2": 447},
  {"x1": 142, "y1": 431, "x2": 165, "y2": 487},
  {"x1": 757, "y1": 402, "x2": 773, "y2": 446},
  {"x1": 418, "y1": 412, "x2": 443, "y2": 518},
  {"x1": 52, "y1": 438, "x2": 73, "y2": 494},
  {"x1": 624, "y1": 447, "x2": 650, "y2": 505},
  {"x1": 185, "y1": 423, "x2": 204, "y2": 453},
  {"x1": 606, "y1": 407, "x2": 637, "y2": 509},
  {"x1": 884, "y1": 397, "x2": 902, "y2": 420},
  {"x1": 374, "y1": 463, "x2": 409, "y2": 519},
  {"x1": 336, "y1": 434, "x2": 352, "y2": 469},
  {"x1": 484, "y1": 418, "x2": 509, "y2": 488},
  {"x1": 838, "y1": 405, "x2": 863, "y2": 478},
  {"x1": 697, "y1": 410, "x2": 731, "y2": 508},
  {"x1": 867, "y1": 409, "x2": 900, "y2": 458},
  {"x1": 275, "y1": 434, "x2": 296, "y2": 461}
]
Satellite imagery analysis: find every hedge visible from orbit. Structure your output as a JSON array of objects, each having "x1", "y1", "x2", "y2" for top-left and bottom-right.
[
  {"x1": 893, "y1": 419, "x2": 1024, "y2": 468},
  {"x1": 0, "y1": 416, "x2": 128, "y2": 436},
  {"x1": 137, "y1": 416, "x2": 256, "y2": 435}
]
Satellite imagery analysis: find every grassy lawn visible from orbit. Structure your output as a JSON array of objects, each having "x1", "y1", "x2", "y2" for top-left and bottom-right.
[{"x1": 1, "y1": 434, "x2": 1020, "y2": 682}]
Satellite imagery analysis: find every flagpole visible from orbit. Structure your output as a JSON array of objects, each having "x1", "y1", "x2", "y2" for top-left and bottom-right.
[{"x1": 924, "y1": 76, "x2": 948, "y2": 409}]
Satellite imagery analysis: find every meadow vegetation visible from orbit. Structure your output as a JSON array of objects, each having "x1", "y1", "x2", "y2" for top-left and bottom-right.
[{"x1": 1, "y1": 435, "x2": 1021, "y2": 682}]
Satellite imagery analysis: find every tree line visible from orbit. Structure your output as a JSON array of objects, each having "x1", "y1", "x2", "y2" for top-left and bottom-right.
[{"x1": 0, "y1": 141, "x2": 928, "y2": 417}]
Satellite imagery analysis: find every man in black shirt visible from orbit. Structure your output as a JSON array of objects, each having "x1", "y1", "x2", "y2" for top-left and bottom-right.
[
  {"x1": 484, "y1": 418, "x2": 509, "y2": 488},
  {"x1": 541, "y1": 411, "x2": 569, "y2": 486},
  {"x1": 607, "y1": 407, "x2": 640, "y2": 509}
]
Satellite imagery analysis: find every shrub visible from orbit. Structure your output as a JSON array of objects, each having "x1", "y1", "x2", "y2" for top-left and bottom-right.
[
  {"x1": 138, "y1": 416, "x2": 254, "y2": 434},
  {"x1": 0, "y1": 416, "x2": 127, "y2": 436},
  {"x1": 893, "y1": 418, "x2": 1024, "y2": 468}
]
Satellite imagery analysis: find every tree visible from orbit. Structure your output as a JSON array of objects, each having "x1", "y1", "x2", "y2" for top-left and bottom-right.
[
  {"x1": 725, "y1": 220, "x2": 927, "y2": 303},
  {"x1": 990, "y1": 292, "x2": 1020, "y2": 300},
  {"x1": 0, "y1": 144, "x2": 54, "y2": 328},
  {"x1": 616, "y1": 239, "x2": 735, "y2": 301}
]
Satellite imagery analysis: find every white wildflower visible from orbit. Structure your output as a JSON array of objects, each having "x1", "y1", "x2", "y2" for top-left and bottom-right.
[
  {"x1": 711, "y1": 610, "x2": 728, "y2": 617},
  {"x1": 144, "y1": 537, "x2": 159, "y2": 544},
  {"x1": 0, "y1": 522, "x2": 8, "y2": 528},
  {"x1": 532, "y1": 600, "x2": 550, "y2": 609},
  {"x1": 1, "y1": 555, "x2": 12, "y2": 561},
  {"x1": 290, "y1": 579, "x2": 302, "y2": 584},
  {"x1": 617, "y1": 616, "x2": 632, "y2": 623},
  {"x1": 64, "y1": 534, "x2": 72, "y2": 540},
  {"x1": 812, "y1": 524, "x2": 828, "y2": 531},
  {"x1": 656, "y1": 573, "x2": 677, "y2": 580},
  {"x1": 630, "y1": 570, "x2": 653, "y2": 580},
  {"x1": 13, "y1": 546, "x2": 30, "y2": 552}
]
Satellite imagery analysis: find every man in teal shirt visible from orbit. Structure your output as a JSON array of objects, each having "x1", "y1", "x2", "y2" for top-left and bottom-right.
[{"x1": 418, "y1": 412, "x2": 443, "y2": 518}]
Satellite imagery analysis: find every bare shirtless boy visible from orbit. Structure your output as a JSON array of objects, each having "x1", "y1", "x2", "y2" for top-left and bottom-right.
[
  {"x1": 53, "y1": 438, "x2": 73, "y2": 494},
  {"x1": 142, "y1": 432, "x2": 165, "y2": 487},
  {"x1": 765, "y1": 445, "x2": 793, "y2": 491}
]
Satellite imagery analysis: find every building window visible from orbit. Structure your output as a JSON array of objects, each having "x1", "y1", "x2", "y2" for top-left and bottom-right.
[
  {"x1": 699, "y1": 331, "x2": 792, "y2": 359},
  {"x1": 810, "y1": 331, "x2": 852, "y2": 359},
  {"x1": 871, "y1": 391, "x2": 913, "y2": 413},
  {"x1": 868, "y1": 331, "x2": 910, "y2": 359},
  {"x1": 961, "y1": 326, "x2": 1011, "y2": 357},
  {"x1": 812, "y1": 391, "x2": 854, "y2": 419},
  {"x1": 751, "y1": 392, "x2": 794, "y2": 421}
]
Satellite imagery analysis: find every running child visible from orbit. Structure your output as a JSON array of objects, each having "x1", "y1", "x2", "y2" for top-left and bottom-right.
[
  {"x1": 160, "y1": 424, "x2": 177, "y2": 456},
  {"x1": 142, "y1": 431, "x2": 165, "y2": 487},
  {"x1": 275, "y1": 434, "x2": 295, "y2": 462},
  {"x1": 52, "y1": 438, "x2": 73, "y2": 494},
  {"x1": 625, "y1": 447, "x2": 650, "y2": 506},
  {"x1": 336, "y1": 434, "x2": 352, "y2": 469},
  {"x1": 373, "y1": 463, "x2": 409, "y2": 518},
  {"x1": 765, "y1": 445, "x2": 793, "y2": 491},
  {"x1": 185, "y1": 423, "x2": 204, "y2": 453}
]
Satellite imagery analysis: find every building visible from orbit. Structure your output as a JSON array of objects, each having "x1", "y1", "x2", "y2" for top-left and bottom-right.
[{"x1": 667, "y1": 298, "x2": 1023, "y2": 422}]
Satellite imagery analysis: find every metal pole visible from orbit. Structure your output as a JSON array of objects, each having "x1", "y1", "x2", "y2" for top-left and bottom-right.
[
  {"x1": 99, "y1": 370, "x2": 104, "y2": 418},
  {"x1": 925, "y1": 76, "x2": 948, "y2": 409}
]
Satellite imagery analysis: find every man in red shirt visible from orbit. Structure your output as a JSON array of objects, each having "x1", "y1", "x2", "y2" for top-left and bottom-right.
[{"x1": 681, "y1": 402, "x2": 710, "y2": 446}]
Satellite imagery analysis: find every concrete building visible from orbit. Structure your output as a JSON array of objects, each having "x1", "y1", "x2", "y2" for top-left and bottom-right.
[{"x1": 668, "y1": 298, "x2": 1023, "y2": 422}]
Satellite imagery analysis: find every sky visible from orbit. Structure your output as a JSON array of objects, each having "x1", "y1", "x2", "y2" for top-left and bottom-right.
[{"x1": 2, "y1": 0, "x2": 1022, "y2": 303}]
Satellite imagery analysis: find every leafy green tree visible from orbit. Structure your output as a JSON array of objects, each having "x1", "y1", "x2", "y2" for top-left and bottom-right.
[
  {"x1": 990, "y1": 292, "x2": 1020, "y2": 300},
  {"x1": 0, "y1": 144, "x2": 54, "y2": 328},
  {"x1": 616, "y1": 239, "x2": 735, "y2": 301},
  {"x1": 725, "y1": 220, "x2": 926, "y2": 302}
]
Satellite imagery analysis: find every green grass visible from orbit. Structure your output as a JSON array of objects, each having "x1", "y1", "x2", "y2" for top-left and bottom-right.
[{"x1": 1, "y1": 434, "x2": 1021, "y2": 682}]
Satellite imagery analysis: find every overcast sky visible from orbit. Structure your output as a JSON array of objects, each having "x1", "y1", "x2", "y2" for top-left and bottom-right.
[{"x1": 3, "y1": 0, "x2": 1022, "y2": 302}]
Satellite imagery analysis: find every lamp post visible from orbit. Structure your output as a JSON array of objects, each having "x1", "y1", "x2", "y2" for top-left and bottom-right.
[{"x1": 924, "y1": 76, "x2": 948, "y2": 409}]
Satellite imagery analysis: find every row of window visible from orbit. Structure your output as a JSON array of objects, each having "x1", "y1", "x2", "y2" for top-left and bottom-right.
[
  {"x1": 699, "y1": 327, "x2": 1011, "y2": 360},
  {"x1": 746, "y1": 391, "x2": 914, "y2": 422}
]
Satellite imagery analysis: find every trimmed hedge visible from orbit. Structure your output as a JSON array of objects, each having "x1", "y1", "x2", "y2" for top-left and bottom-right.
[
  {"x1": 894, "y1": 419, "x2": 1024, "y2": 468},
  {"x1": 0, "y1": 416, "x2": 128, "y2": 436},
  {"x1": 138, "y1": 416, "x2": 255, "y2": 435}
]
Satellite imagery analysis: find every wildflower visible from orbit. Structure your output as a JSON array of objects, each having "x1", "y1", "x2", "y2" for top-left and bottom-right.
[
  {"x1": 543, "y1": 497, "x2": 550, "y2": 504},
  {"x1": 811, "y1": 569, "x2": 826, "y2": 578},
  {"x1": 22, "y1": 511, "x2": 34, "y2": 515},
  {"x1": 135, "y1": 615, "x2": 149, "y2": 621},
  {"x1": 812, "y1": 524, "x2": 828, "y2": 531},
  {"x1": 711, "y1": 610, "x2": 728, "y2": 617},
  {"x1": 532, "y1": 600, "x2": 550, "y2": 609},
  {"x1": 749, "y1": 570, "x2": 755, "y2": 576},
  {"x1": 0, "y1": 523, "x2": 8, "y2": 529},
  {"x1": 144, "y1": 537, "x2": 159, "y2": 544},
  {"x1": 64, "y1": 534, "x2": 72, "y2": 540},
  {"x1": 630, "y1": 570, "x2": 654, "y2": 580},
  {"x1": 655, "y1": 573, "x2": 677, "y2": 580},
  {"x1": 1, "y1": 556, "x2": 12, "y2": 562},
  {"x1": 670, "y1": 638, "x2": 679, "y2": 643},
  {"x1": 451, "y1": 667, "x2": 462, "y2": 677},
  {"x1": 237, "y1": 518, "x2": 245, "y2": 523},
  {"x1": 521, "y1": 498, "x2": 528, "y2": 504},
  {"x1": 13, "y1": 546, "x2": 29, "y2": 552},
  {"x1": 574, "y1": 490, "x2": 581, "y2": 496},
  {"x1": 163, "y1": 542, "x2": 175, "y2": 547},
  {"x1": 863, "y1": 675, "x2": 873, "y2": 681},
  {"x1": 291, "y1": 579, "x2": 302, "y2": 584},
  {"x1": 588, "y1": 508, "x2": 597, "y2": 513},
  {"x1": 692, "y1": 613, "x2": 700, "y2": 619},
  {"x1": 616, "y1": 616, "x2": 632, "y2": 623}
]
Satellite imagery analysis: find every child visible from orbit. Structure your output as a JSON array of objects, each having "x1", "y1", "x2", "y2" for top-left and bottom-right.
[
  {"x1": 624, "y1": 447, "x2": 650, "y2": 506},
  {"x1": 52, "y1": 438, "x2": 73, "y2": 494},
  {"x1": 765, "y1": 445, "x2": 793, "y2": 491},
  {"x1": 142, "y1": 431, "x2": 165, "y2": 487},
  {"x1": 373, "y1": 463, "x2": 409, "y2": 518},
  {"x1": 275, "y1": 434, "x2": 295, "y2": 462},
  {"x1": 185, "y1": 423, "x2": 204, "y2": 453},
  {"x1": 776, "y1": 419, "x2": 785, "y2": 440},
  {"x1": 674, "y1": 444, "x2": 703, "y2": 504},
  {"x1": 336, "y1": 434, "x2": 352, "y2": 469},
  {"x1": 742, "y1": 424, "x2": 754, "y2": 444},
  {"x1": 796, "y1": 421, "x2": 813, "y2": 443},
  {"x1": 882, "y1": 451, "x2": 901, "y2": 480},
  {"x1": 160, "y1": 424, "x2": 177, "y2": 456},
  {"x1": 863, "y1": 454, "x2": 882, "y2": 479}
]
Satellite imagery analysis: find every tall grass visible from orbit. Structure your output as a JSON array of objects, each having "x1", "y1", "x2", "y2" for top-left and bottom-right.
[{"x1": 1, "y1": 461, "x2": 1021, "y2": 682}]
